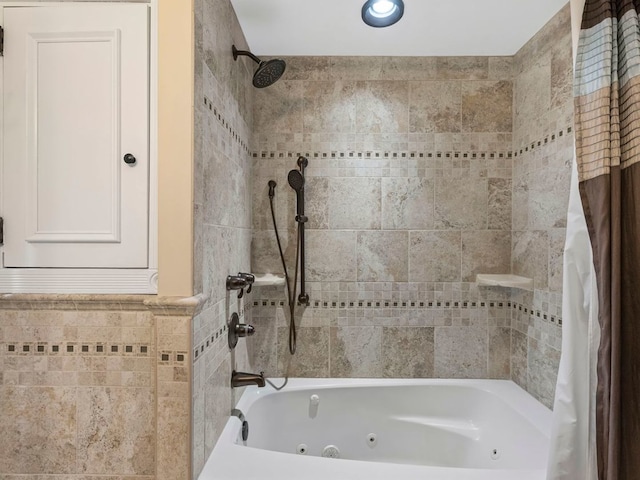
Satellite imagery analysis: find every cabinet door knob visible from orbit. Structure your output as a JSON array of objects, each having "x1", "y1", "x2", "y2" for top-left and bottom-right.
[{"x1": 123, "y1": 153, "x2": 137, "y2": 165}]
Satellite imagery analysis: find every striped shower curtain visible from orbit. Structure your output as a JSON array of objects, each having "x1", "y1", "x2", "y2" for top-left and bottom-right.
[{"x1": 574, "y1": 0, "x2": 640, "y2": 478}]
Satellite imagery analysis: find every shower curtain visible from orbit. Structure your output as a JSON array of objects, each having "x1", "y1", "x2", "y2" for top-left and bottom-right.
[{"x1": 548, "y1": 0, "x2": 640, "y2": 478}]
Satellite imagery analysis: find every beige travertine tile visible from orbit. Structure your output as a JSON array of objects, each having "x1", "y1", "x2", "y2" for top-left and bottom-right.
[
  {"x1": 381, "y1": 56, "x2": 437, "y2": 81},
  {"x1": 434, "y1": 326, "x2": 488, "y2": 378},
  {"x1": 461, "y1": 81, "x2": 512, "y2": 133},
  {"x1": 549, "y1": 229, "x2": 566, "y2": 293},
  {"x1": 381, "y1": 177, "x2": 435, "y2": 230},
  {"x1": 330, "y1": 327, "x2": 382, "y2": 377},
  {"x1": 277, "y1": 327, "x2": 329, "y2": 377},
  {"x1": 329, "y1": 57, "x2": 383, "y2": 80},
  {"x1": 436, "y1": 57, "x2": 489, "y2": 80},
  {"x1": 488, "y1": 56, "x2": 513, "y2": 80},
  {"x1": 204, "y1": 357, "x2": 231, "y2": 457},
  {"x1": 254, "y1": 80, "x2": 304, "y2": 134},
  {"x1": 327, "y1": 177, "x2": 381, "y2": 230},
  {"x1": 434, "y1": 177, "x2": 488, "y2": 229},
  {"x1": 488, "y1": 327, "x2": 511, "y2": 379},
  {"x1": 306, "y1": 230, "x2": 357, "y2": 282},
  {"x1": 382, "y1": 327, "x2": 434, "y2": 378},
  {"x1": 511, "y1": 329, "x2": 528, "y2": 390},
  {"x1": 157, "y1": 397, "x2": 190, "y2": 480},
  {"x1": 528, "y1": 339, "x2": 561, "y2": 408},
  {"x1": 488, "y1": 178, "x2": 512, "y2": 230},
  {"x1": 512, "y1": 230, "x2": 549, "y2": 289},
  {"x1": 409, "y1": 81, "x2": 461, "y2": 133},
  {"x1": 356, "y1": 81, "x2": 409, "y2": 134},
  {"x1": 305, "y1": 176, "x2": 330, "y2": 230},
  {"x1": 281, "y1": 56, "x2": 331, "y2": 81},
  {"x1": 0, "y1": 386, "x2": 77, "y2": 474},
  {"x1": 409, "y1": 231, "x2": 461, "y2": 282},
  {"x1": 461, "y1": 231, "x2": 511, "y2": 282},
  {"x1": 357, "y1": 231, "x2": 408, "y2": 282},
  {"x1": 303, "y1": 81, "x2": 357, "y2": 133},
  {"x1": 77, "y1": 387, "x2": 154, "y2": 475}
]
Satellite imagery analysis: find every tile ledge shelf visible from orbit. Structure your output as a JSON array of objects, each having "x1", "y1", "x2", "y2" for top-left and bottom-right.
[
  {"x1": 253, "y1": 273, "x2": 286, "y2": 287},
  {"x1": 476, "y1": 274, "x2": 534, "y2": 290}
]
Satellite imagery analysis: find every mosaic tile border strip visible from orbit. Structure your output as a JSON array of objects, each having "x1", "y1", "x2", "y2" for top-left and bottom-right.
[
  {"x1": 250, "y1": 126, "x2": 573, "y2": 161},
  {"x1": 2, "y1": 341, "x2": 152, "y2": 356},
  {"x1": 513, "y1": 126, "x2": 573, "y2": 157},
  {"x1": 251, "y1": 299, "x2": 563, "y2": 325},
  {"x1": 193, "y1": 322, "x2": 228, "y2": 364},
  {"x1": 204, "y1": 96, "x2": 251, "y2": 155}
]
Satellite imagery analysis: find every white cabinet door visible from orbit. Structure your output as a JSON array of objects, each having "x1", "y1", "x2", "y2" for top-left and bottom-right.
[{"x1": 2, "y1": 4, "x2": 149, "y2": 268}]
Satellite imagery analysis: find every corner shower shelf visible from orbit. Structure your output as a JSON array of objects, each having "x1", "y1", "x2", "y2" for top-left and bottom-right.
[
  {"x1": 476, "y1": 274, "x2": 533, "y2": 290},
  {"x1": 252, "y1": 274, "x2": 286, "y2": 287}
]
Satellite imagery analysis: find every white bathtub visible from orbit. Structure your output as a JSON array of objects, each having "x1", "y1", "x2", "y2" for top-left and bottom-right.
[{"x1": 199, "y1": 379, "x2": 551, "y2": 480}]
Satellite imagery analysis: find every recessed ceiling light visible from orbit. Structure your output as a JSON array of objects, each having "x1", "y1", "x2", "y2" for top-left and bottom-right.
[{"x1": 362, "y1": 0, "x2": 404, "y2": 28}]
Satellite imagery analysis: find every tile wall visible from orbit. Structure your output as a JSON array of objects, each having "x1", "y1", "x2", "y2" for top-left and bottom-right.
[
  {"x1": 191, "y1": 0, "x2": 255, "y2": 478},
  {"x1": 249, "y1": 55, "x2": 518, "y2": 381},
  {"x1": 0, "y1": 295, "x2": 197, "y2": 480},
  {"x1": 510, "y1": 4, "x2": 573, "y2": 407},
  {"x1": 248, "y1": 5, "x2": 573, "y2": 410}
]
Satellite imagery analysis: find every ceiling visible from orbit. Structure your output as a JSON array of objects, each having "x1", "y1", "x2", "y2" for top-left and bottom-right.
[{"x1": 230, "y1": 0, "x2": 569, "y2": 57}]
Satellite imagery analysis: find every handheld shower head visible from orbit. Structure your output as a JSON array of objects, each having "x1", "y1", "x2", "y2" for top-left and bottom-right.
[
  {"x1": 287, "y1": 169, "x2": 305, "y2": 192},
  {"x1": 268, "y1": 180, "x2": 277, "y2": 199},
  {"x1": 232, "y1": 45, "x2": 286, "y2": 88}
]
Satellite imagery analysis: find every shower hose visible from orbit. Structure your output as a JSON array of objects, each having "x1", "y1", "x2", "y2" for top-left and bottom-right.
[{"x1": 265, "y1": 188, "x2": 302, "y2": 390}]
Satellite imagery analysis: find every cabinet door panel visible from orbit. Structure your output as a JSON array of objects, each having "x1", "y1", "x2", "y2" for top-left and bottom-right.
[{"x1": 2, "y1": 5, "x2": 149, "y2": 267}]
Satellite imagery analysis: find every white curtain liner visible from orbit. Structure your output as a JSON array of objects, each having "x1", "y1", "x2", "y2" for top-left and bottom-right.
[{"x1": 546, "y1": 2, "x2": 599, "y2": 477}]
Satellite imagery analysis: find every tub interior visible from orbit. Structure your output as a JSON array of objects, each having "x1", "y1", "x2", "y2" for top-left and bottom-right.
[{"x1": 241, "y1": 384, "x2": 548, "y2": 470}]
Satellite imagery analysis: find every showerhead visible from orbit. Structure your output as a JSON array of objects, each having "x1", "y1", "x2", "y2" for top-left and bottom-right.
[
  {"x1": 232, "y1": 45, "x2": 286, "y2": 88},
  {"x1": 287, "y1": 169, "x2": 305, "y2": 192},
  {"x1": 253, "y1": 59, "x2": 286, "y2": 88}
]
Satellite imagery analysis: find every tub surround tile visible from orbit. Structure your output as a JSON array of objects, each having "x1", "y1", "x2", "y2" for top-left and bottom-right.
[
  {"x1": 382, "y1": 327, "x2": 434, "y2": 378},
  {"x1": 409, "y1": 231, "x2": 461, "y2": 282},
  {"x1": 254, "y1": 80, "x2": 304, "y2": 134},
  {"x1": 204, "y1": 357, "x2": 231, "y2": 457},
  {"x1": 512, "y1": 231, "x2": 549, "y2": 290},
  {"x1": 434, "y1": 327, "x2": 488, "y2": 378},
  {"x1": 381, "y1": 178, "x2": 434, "y2": 230},
  {"x1": 327, "y1": 177, "x2": 381, "y2": 230},
  {"x1": 330, "y1": 327, "x2": 382, "y2": 377},
  {"x1": 488, "y1": 327, "x2": 511, "y2": 379},
  {"x1": 306, "y1": 230, "x2": 357, "y2": 282},
  {"x1": 357, "y1": 231, "x2": 408, "y2": 282},
  {"x1": 409, "y1": 81, "x2": 461, "y2": 133},
  {"x1": 461, "y1": 231, "x2": 511, "y2": 282},
  {"x1": 527, "y1": 339, "x2": 561, "y2": 408},
  {"x1": 436, "y1": 57, "x2": 489, "y2": 80},
  {"x1": 380, "y1": 57, "x2": 437, "y2": 81},
  {"x1": 511, "y1": 330, "x2": 528, "y2": 390},
  {"x1": 434, "y1": 177, "x2": 488, "y2": 230},
  {"x1": 277, "y1": 327, "x2": 329, "y2": 377},
  {"x1": 303, "y1": 81, "x2": 357, "y2": 133},
  {"x1": 488, "y1": 178, "x2": 512, "y2": 231},
  {"x1": 461, "y1": 81, "x2": 513, "y2": 133},
  {"x1": 355, "y1": 81, "x2": 409, "y2": 134}
]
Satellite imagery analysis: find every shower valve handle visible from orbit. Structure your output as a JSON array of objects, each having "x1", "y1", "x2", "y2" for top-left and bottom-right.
[{"x1": 238, "y1": 273, "x2": 255, "y2": 293}]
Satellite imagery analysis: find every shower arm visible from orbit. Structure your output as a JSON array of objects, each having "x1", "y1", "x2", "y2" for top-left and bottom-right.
[{"x1": 232, "y1": 46, "x2": 262, "y2": 65}]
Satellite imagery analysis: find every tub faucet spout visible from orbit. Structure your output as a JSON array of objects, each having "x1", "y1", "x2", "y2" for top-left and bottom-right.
[{"x1": 231, "y1": 370, "x2": 265, "y2": 388}]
